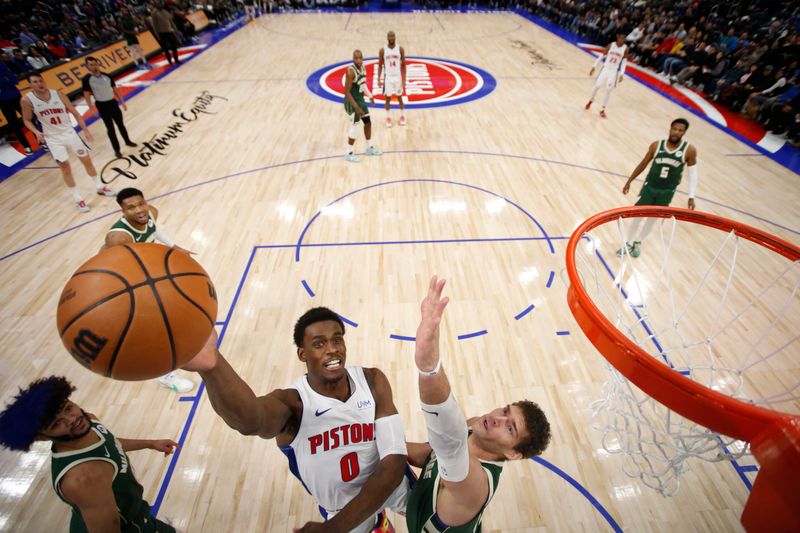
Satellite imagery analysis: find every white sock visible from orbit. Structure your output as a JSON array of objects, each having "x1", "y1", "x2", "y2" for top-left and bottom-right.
[
  {"x1": 367, "y1": 140, "x2": 374, "y2": 149},
  {"x1": 90, "y1": 175, "x2": 102, "y2": 189},
  {"x1": 68, "y1": 187, "x2": 82, "y2": 202},
  {"x1": 346, "y1": 145, "x2": 354, "y2": 155}
]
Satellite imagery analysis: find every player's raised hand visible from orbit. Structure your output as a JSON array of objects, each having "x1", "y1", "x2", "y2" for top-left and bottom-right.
[
  {"x1": 415, "y1": 276, "x2": 448, "y2": 373},
  {"x1": 182, "y1": 329, "x2": 219, "y2": 372},
  {"x1": 150, "y1": 439, "x2": 179, "y2": 456}
]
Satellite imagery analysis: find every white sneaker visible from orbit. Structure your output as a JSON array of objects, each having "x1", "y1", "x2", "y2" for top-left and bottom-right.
[
  {"x1": 365, "y1": 146, "x2": 382, "y2": 156},
  {"x1": 399, "y1": 115, "x2": 406, "y2": 126},
  {"x1": 345, "y1": 152, "x2": 360, "y2": 162},
  {"x1": 96, "y1": 186, "x2": 116, "y2": 197},
  {"x1": 385, "y1": 117, "x2": 393, "y2": 128},
  {"x1": 76, "y1": 200, "x2": 90, "y2": 213},
  {"x1": 158, "y1": 372, "x2": 195, "y2": 393}
]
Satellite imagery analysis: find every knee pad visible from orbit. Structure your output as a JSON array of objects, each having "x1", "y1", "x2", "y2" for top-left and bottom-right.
[
  {"x1": 348, "y1": 123, "x2": 358, "y2": 139},
  {"x1": 362, "y1": 114, "x2": 371, "y2": 125}
]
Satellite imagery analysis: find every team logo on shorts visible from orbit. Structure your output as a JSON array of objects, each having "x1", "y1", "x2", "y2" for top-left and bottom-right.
[{"x1": 307, "y1": 57, "x2": 496, "y2": 109}]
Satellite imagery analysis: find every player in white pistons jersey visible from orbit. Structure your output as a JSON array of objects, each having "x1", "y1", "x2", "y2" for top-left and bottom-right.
[
  {"x1": 585, "y1": 33, "x2": 629, "y2": 118},
  {"x1": 21, "y1": 72, "x2": 114, "y2": 213},
  {"x1": 284, "y1": 366, "x2": 410, "y2": 525},
  {"x1": 183, "y1": 307, "x2": 411, "y2": 533},
  {"x1": 377, "y1": 31, "x2": 406, "y2": 128}
]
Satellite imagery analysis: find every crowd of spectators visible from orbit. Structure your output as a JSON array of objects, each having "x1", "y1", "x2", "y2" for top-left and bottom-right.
[
  {"x1": 525, "y1": 0, "x2": 800, "y2": 145},
  {"x1": 0, "y1": 0, "x2": 224, "y2": 77}
]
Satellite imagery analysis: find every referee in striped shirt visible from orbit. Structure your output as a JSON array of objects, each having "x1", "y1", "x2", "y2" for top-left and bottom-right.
[{"x1": 82, "y1": 56, "x2": 137, "y2": 158}]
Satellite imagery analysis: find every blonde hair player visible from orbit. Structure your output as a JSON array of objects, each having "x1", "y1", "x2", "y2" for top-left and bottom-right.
[
  {"x1": 377, "y1": 31, "x2": 406, "y2": 128},
  {"x1": 21, "y1": 72, "x2": 115, "y2": 212},
  {"x1": 585, "y1": 32, "x2": 628, "y2": 118}
]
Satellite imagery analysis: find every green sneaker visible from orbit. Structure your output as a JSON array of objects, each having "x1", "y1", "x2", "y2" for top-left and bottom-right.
[
  {"x1": 616, "y1": 242, "x2": 632, "y2": 256},
  {"x1": 631, "y1": 241, "x2": 641, "y2": 258}
]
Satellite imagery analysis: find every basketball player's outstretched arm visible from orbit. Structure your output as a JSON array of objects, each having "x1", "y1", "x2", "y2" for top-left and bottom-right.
[
  {"x1": 184, "y1": 331, "x2": 293, "y2": 439},
  {"x1": 413, "y1": 276, "x2": 491, "y2": 522},
  {"x1": 622, "y1": 141, "x2": 657, "y2": 194},
  {"x1": 295, "y1": 368, "x2": 408, "y2": 533}
]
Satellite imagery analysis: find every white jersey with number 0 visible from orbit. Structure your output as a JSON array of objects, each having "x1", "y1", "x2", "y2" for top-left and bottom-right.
[
  {"x1": 27, "y1": 89, "x2": 75, "y2": 141},
  {"x1": 280, "y1": 366, "x2": 409, "y2": 531}
]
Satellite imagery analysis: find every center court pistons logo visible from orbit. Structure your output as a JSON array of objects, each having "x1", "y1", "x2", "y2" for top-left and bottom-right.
[{"x1": 307, "y1": 56, "x2": 496, "y2": 109}]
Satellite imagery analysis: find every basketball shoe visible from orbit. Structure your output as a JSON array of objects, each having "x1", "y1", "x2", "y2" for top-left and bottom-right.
[
  {"x1": 96, "y1": 186, "x2": 116, "y2": 197},
  {"x1": 159, "y1": 372, "x2": 195, "y2": 393},
  {"x1": 76, "y1": 200, "x2": 90, "y2": 213},
  {"x1": 365, "y1": 146, "x2": 382, "y2": 156},
  {"x1": 386, "y1": 117, "x2": 393, "y2": 128},
  {"x1": 630, "y1": 241, "x2": 641, "y2": 257},
  {"x1": 599, "y1": 110, "x2": 607, "y2": 118},
  {"x1": 585, "y1": 101, "x2": 592, "y2": 110},
  {"x1": 616, "y1": 242, "x2": 632, "y2": 256},
  {"x1": 371, "y1": 512, "x2": 395, "y2": 533},
  {"x1": 399, "y1": 115, "x2": 406, "y2": 126},
  {"x1": 345, "y1": 152, "x2": 360, "y2": 162}
]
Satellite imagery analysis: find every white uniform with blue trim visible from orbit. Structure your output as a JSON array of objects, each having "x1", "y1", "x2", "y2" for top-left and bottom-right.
[
  {"x1": 280, "y1": 366, "x2": 410, "y2": 533},
  {"x1": 596, "y1": 42, "x2": 627, "y2": 88},
  {"x1": 27, "y1": 89, "x2": 90, "y2": 162}
]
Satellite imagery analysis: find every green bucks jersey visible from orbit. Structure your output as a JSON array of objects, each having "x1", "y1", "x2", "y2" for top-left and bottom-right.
[
  {"x1": 108, "y1": 215, "x2": 157, "y2": 243},
  {"x1": 406, "y1": 450, "x2": 504, "y2": 533},
  {"x1": 645, "y1": 139, "x2": 689, "y2": 190},
  {"x1": 51, "y1": 420, "x2": 172, "y2": 533},
  {"x1": 344, "y1": 63, "x2": 368, "y2": 115}
]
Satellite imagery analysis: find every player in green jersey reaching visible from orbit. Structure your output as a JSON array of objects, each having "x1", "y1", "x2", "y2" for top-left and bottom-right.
[
  {"x1": 405, "y1": 277, "x2": 551, "y2": 533},
  {"x1": 0, "y1": 376, "x2": 179, "y2": 532},
  {"x1": 620, "y1": 118, "x2": 698, "y2": 257}
]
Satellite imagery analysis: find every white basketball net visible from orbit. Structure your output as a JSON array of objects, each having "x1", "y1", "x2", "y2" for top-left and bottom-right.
[{"x1": 573, "y1": 214, "x2": 800, "y2": 497}]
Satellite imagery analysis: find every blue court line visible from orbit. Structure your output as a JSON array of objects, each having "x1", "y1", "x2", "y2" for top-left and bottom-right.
[
  {"x1": 301, "y1": 279, "x2": 315, "y2": 297},
  {"x1": 178, "y1": 396, "x2": 195, "y2": 402},
  {"x1": 389, "y1": 334, "x2": 416, "y2": 341},
  {"x1": 556, "y1": 331, "x2": 570, "y2": 336},
  {"x1": 546, "y1": 270, "x2": 555, "y2": 288},
  {"x1": 514, "y1": 304, "x2": 535, "y2": 320},
  {"x1": 3, "y1": 149, "x2": 797, "y2": 263},
  {"x1": 532, "y1": 456, "x2": 623, "y2": 532},
  {"x1": 215, "y1": 321, "x2": 226, "y2": 326},
  {"x1": 294, "y1": 176, "x2": 558, "y2": 262},
  {"x1": 338, "y1": 314, "x2": 359, "y2": 328},
  {"x1": 740, "y1": 465, "x2": 759, "y2": 472},
  {"x1": 457, "y1": 329, "x2": 488, "y2": 340},
  {"x1": 153, "y1": 245, "x2": 258, "y2": 514}
]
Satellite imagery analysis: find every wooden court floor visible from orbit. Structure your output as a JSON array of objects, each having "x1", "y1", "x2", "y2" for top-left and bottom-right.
[{"x1": 1, "y1": 11, "x2": 798, "y2": 532}]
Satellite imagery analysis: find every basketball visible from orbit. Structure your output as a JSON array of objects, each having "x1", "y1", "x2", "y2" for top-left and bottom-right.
[{"x1": 56, "y1": 243, "x2": 218, "y2": 380}]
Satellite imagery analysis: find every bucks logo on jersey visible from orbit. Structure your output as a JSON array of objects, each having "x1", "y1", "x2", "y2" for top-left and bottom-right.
[{"x1": 646, "y1": 139, "x2": 688, "y2": 190}]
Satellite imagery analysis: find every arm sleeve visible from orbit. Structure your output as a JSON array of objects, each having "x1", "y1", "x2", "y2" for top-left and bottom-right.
[
  {"x1": 687, "y1": 164, "x2": 698, "y2": 198},
  {"x1": 421, "y1": 393, "x2": 469, "y2": 482},
  {"x1": 153, "y1": 229, "x2": 175, "y2": 248}
]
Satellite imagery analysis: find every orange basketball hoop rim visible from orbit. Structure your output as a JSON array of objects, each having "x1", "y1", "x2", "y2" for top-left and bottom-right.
[{"x1": 565, "y1": 206, "x2": 800, "y2": 532}]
